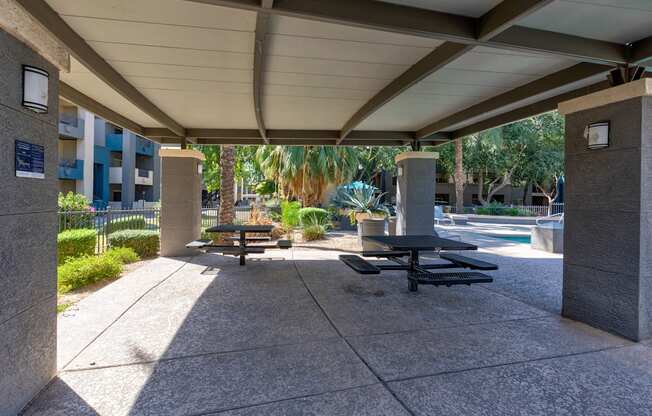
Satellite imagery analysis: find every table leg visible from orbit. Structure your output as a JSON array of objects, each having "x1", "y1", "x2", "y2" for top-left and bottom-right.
[
  {"x1": 408, "y1": 248, "x2": 419, "y2": 292},
  {"x1": 239, "y1": 231, "x2": 246, "y2": 266}
]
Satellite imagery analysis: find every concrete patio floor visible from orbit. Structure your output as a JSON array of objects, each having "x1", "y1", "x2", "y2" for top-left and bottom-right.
[{"x1": 22, "y1": 240, "x2": 652, "y2": 415}]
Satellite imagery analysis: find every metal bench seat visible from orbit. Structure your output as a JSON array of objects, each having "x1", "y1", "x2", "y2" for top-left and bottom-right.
[
  {"x1": 339, "y1": 255, "x2": 381, "y2": 275},
  {"x1": 277, "y1": 240, "x2": 292, "y2": 249},
  {"x1": 439, "y1": 253, "x2": 498, "y2": 270},
  {"x1": 226, "y1": 236, "x2": 272, "y2": 242},
  {"x1": 410, "y1": 271, "x2": 494, "y2": 288},
  {"x1": 362, "y1": 250, "x2": 411, "y2": 258}
]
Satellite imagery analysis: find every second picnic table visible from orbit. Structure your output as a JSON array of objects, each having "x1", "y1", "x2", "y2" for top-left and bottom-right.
[{"x1": 340, "y1": 234, "x2": 497, "y2": 292}]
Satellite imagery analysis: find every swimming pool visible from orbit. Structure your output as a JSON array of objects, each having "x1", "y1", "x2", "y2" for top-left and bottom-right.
[{"x1": 492, "y1": 235, "x2": 531, "y2": 244}]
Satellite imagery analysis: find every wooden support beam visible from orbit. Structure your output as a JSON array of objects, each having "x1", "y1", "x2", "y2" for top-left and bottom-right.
[
  {"x1": 630, "y1": 35, "x2": 652, "y2": 65},
  {"x1": 17, "y1": 0, "x2": 186, "y2": 136},
  {"x1": 338, "y1": 42, "x2": 472, "y2": 143},
  {"x1": 188, "y1": 0, "x2": 627, "y2": 64},
  {"x1": 416, "y1": 62, "x2": 611, "y2": 138},
  {"x1": 476, "y1": 0, "x2": 555, "y2": 41}
]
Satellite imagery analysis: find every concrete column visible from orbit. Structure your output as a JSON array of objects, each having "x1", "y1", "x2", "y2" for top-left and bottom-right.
[
  {"x1": 160, "y1": 149, "x2": 204, "y2": 257},
  {"x1": 0, "y1": 28, "x2": 58, "y2": 415},
  {"x1": 153, "y1": 143, "x2": 161, "y2": 202},
  {"x1": 76, "y1": 108, "x2": 94, "y2": 200},
  {"x1": 559, "y1": 78, "x2": 652, "y2": 341},
  {"x1": 395, "y1": 152, "x2": 438, "y2": 235},
  {"x1": 121, "y1": 131, "x2": 136, "y2": 209}
]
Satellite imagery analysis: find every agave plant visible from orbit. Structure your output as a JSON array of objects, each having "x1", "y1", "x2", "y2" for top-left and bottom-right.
[{"x1": 335, "y1": 187, "x2": 389, "y2": 223}]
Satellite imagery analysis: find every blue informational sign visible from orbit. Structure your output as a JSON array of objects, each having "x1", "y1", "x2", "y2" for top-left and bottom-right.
[{"x1": 15, "y1": 140, "x2": 45, "y2": 179}]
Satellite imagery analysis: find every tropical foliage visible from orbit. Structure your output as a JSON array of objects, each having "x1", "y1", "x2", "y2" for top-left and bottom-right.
[
  {"x1": 256, "y1": 145, "x2": 359, "y2": 206},
  {"x1": 334, "y1": 187, "x2": 389, "y2": 223}
]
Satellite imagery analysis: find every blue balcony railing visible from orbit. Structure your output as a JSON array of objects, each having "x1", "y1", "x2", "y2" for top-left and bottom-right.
[
  {"x1": 106, "y1": 133, "x2": 123, "y2": 151},
  {"x1": 58, "y1": 159, "x2": 84, "y2": 180},
  {"x1": 136, "y1": 137, "x2": 154, "y2": 156}
]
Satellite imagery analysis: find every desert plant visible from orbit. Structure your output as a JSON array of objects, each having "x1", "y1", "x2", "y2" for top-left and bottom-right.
[
  {"x1": 108, "y1": 230, "x2": 159, "y2": 258},
  {"x1": 105, "y1": 247, "x2": 140, "y2": 264},
  {"x1": 281, "y1": 200, "x2": 301, "y2": 228},
  {"x1": 302, "y1": 224, "x2": 327, "y2": 241},
  {"x1": 334, "y1": 186, "x2": 389, "y2": 224},
  {"x1": 57, "y1": 229, "x2": 97, "y2": 264},
  {"x1": 57, "y1": 254, "x2": 122, "y2": 294},
  {"x1": 298, "y1": 207, "x2": 330, "y2": 227}
]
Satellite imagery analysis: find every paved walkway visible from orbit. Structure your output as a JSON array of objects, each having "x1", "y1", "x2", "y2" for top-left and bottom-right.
[{"x1": 23, "y1": 241, "x2": 652, "y2": 415}]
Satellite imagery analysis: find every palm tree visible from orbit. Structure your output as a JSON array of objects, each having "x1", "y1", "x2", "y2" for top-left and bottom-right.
[
  {"x1": 219, "y1": 145, "x2": 236, "y2": 224},
  {"x1": 256, "y1": 145, "x2": 359, "y2": 206}
]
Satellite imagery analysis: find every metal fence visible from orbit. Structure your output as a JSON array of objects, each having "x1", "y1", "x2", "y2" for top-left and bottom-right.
[
  {"x1": 441, "y1": 203, "x2": 564, "y2": 217},
  {"x1": 58, "y1": 208, "x2": 161, "y2": 254},
  {"x1": 58, "y1": 206, "x2": 253, "y2": 255}
]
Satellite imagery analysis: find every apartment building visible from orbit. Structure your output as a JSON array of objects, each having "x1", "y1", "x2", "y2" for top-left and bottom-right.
[{"x1": 58, "y1": 100, "x2": 161, "y2": 209}]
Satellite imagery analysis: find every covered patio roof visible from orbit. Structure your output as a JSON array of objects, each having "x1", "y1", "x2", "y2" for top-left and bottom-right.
[{"x1": 17, "y1": 0, "x2": 652, "y2": 146}]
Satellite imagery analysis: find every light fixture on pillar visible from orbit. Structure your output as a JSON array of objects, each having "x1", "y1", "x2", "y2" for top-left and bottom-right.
[
  {"x1": 585, "y1": 121, "x2": 610, "y2": 149},
  {"x1": 22, "y1": 65, "x2": 49, "y2": 114}
]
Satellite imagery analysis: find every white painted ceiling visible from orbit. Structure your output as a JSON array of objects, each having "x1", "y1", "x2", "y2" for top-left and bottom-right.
[{"x1": 45, "y1": 0, "x2": 651, "y2": 136}]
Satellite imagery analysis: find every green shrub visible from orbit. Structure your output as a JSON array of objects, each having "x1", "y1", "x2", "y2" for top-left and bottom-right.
[
  {"x1": 58, "y1": 191, "x2": 91, "y2": 211},
  {"x1": 298, "y1": 207, "x2": 329, "y2": 227},
  {"x1": 57, "y1": 254, "x2": 122, "y2": 294},
  {"x1": 281, "y1": 200, "x2": 301, "y2": 228},
  {"x1": 104, "y1": 216, "x2": 147, "y2": 233},
  {"x1": 108, "y1": 229, "x2": 159, "y2": 258},
  {"x1": 105, "y1": 247, "x2": 140, "y2": 264},
  {"x1": 57, "y1": 229, "x2": 97, "y2": 265},
  {"x1": 303, "y1": 224, "x2": 327, "y2": 241}
]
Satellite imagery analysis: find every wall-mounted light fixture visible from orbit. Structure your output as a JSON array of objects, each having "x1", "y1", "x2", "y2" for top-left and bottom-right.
[
  {"x1": 22, "y1": 65, "x2": 49, "y2": 114},
  {"x1": 585, "y1": 121, "x2": 610, "y2": 149}
]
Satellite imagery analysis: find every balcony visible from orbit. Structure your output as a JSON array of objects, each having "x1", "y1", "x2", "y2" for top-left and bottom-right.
[
  {"x1": 109, "y1": 166, "x2": 122, "y2": 184},
  {"x1": 58, "y1": 118, "x2": 85, "y2": 140},
  {"x1": 135, "y1": 168, "x2": 153, "y2": 186},
  {"x1": 136, "y1": 137, "x2": 155, "y2": 156},
  {"x1": 106, "y1": 133, "x2": 123, "y2": 151},
  {"x1": 58, "y1": 159, "x2": 83, "y2": 180},
  {"x1": 109, "y1": 167, "x2": 153, "y2": 185}
]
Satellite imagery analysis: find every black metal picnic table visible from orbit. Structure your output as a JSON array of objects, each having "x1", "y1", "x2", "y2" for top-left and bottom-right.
[
  {"x1": 203, "y1": 224, "x2": 284, "y2": 265},
  {"x1": 351, "y1": 235, "x2": 495, "y2": 291}
]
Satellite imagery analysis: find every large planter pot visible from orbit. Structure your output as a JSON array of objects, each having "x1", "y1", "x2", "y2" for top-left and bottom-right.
[{"x1": 359, "y1": 218, "x2": 387, "y2": 251}]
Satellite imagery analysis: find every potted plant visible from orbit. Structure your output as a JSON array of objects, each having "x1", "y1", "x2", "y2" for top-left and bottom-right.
[{"x1": 334, "y1": 187, "x2": 389, "y2": 245}]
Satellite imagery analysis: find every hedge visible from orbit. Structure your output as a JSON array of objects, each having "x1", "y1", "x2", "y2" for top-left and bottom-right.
[
  {"x1": 108, "y1": 229, "x2": 159, "y2": 258},
  {"x1": 104, "y1": 216, "x2": 147, "y2": 233},
  {"x1": 57, "y1": 229, "x2": 97, "y2": 265},
  {"x1": 281, "y1": 200, "x2": 301, "y2": 228},
  {"x1": 58, "y1": 254, "x2": 122, "y2": 294},
  {"x1": 298, "y1": 207, "x2": 329, "y2": 227},
  {"x1": 105, "y1": 247, "x2": 140, "y2": 264}
]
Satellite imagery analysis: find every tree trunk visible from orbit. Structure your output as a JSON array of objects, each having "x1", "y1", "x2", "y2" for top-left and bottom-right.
[
  {"x1": 477, "y1": 170, "x2": 486, "y2": 206},
  {"x1": 218, "y1": 145, "x2": 236, "y2": 224},
  {"x1": 454, "y1": 139, "x2": 465, "y2": 213}
]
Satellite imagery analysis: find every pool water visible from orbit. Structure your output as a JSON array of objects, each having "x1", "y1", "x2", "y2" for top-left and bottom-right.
[{"x1": 493, "y1": 235, "x2": 531, "y2": 244}]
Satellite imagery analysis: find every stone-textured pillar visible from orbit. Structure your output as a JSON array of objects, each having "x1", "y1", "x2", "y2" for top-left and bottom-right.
[
  {"x1": 0, "y1": 28, "x2": 58, "y2": 415},
  {"x1": 395, "y1": 152, "x2": 438, "y2": 235},
  {"x1": 160, "y1": 149, "x2": 204, "y2": 257},
  {"x1": 559, "y1": 78, "x2": 652, "y2": 341}
]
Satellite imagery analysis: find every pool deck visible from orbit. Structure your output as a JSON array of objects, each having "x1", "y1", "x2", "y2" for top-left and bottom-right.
[{"x1": 21, "y1": 236, "x2": 652, "y2": 415}]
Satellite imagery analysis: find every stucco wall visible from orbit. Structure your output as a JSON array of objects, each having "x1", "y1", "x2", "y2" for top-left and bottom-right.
[
  {"x1": 563, "y1": 96, "x2": 651, "y2": 341},
  {"x1": 0, "y1": 28, "x2": 59, "y2": 415}
]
